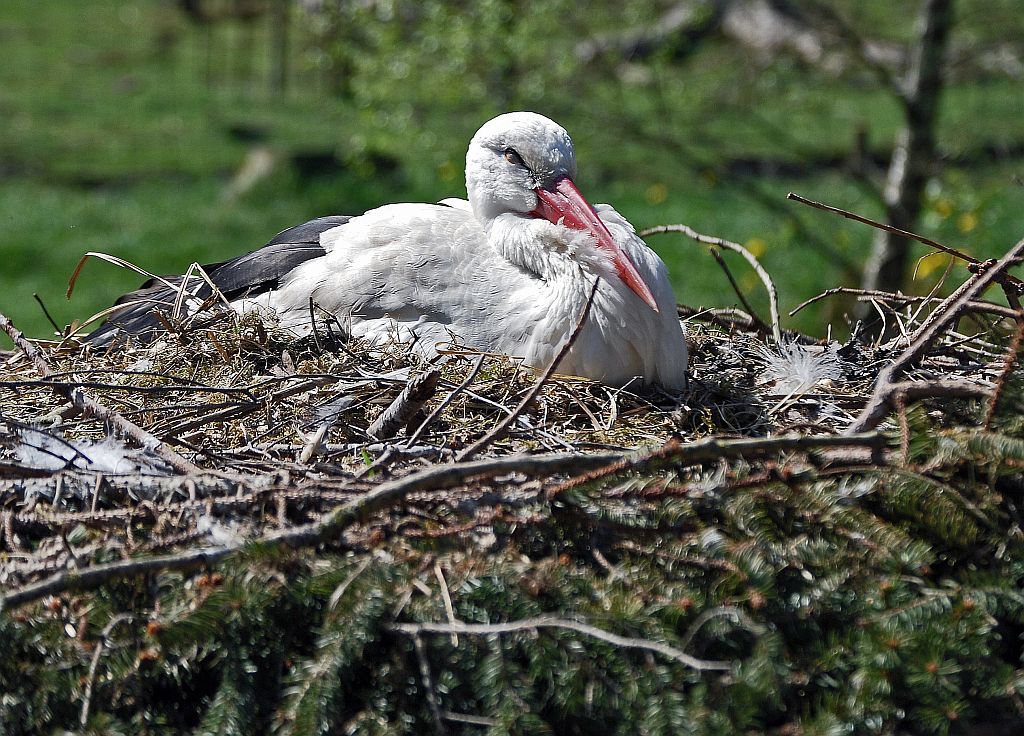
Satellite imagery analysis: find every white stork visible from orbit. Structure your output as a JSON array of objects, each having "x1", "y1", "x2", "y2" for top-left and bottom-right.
[{"x1": 88, "y1": 112, "x2": 688, "y2": 389}]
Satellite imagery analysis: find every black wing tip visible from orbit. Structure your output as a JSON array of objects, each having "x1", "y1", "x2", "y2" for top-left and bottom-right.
[{"x1": 83, "y1": 215, "x2": 354, "y2": 346}]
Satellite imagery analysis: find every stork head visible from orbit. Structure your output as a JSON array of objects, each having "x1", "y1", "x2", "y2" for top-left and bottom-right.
[{"x1": 466, "y1": 112, "x2": 659, "y2": 312}]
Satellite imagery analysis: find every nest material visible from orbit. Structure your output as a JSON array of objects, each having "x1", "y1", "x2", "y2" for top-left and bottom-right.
[{"x1": 1, "y1": 269, "x2": 1014, "y2": 596}]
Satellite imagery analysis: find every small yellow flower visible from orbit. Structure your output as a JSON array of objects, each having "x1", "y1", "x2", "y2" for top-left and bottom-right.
[
  {"x1": 745, "y1": 238, "x2": 767, "y2": 258},
  {"x1": 437, "y1": 160, "x2": 458, "y2": 182},
  {"x1": 957, "y1": 212, "x2": 978, "y2": 233},
  {"x1": 644, "y1": 182, "x2": 668, "y2": 205}
]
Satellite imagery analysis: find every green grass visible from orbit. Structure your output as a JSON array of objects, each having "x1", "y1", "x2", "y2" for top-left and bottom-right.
[{"x1": 1, "y1": 0, "x2": 1023, "y2": 347}]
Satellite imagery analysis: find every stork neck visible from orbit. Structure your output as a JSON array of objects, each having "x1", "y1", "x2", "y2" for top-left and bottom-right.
[{"x1": 483, "y1": 213, "x2": 612, "y2": 287}]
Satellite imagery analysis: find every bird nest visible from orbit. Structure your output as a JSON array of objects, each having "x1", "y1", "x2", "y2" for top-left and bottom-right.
[{"x1": 1, "y1": 216, "x2": 1021, "y2": 608}]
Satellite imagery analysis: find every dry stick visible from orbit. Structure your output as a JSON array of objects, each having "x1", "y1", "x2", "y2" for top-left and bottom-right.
[
  {"x1": 386, "y1": 615, "x2": 731, "y2": 672},
  {"x1": 787, "y1": 192, "x2": 1024, "y2": 292},
  {"x1": 846, "y1": 237, "x2": 1024, "y2": 434},
  {"x1": 641, "y1": 224, "x2": 782, "y2": 343},
  {"x1": 403, "y1": 353, "x2": 487, "y2": 449},
  {"x1": 549, "y1": 432, "x2": 886, "y2": 495},
  {"x1": 79, "y1": 614, "x2": 135, "y2": 728},
  {"x1": 678, "y1": 305, "x2": 759, "y2": 332},
  {"x1": 0, "y1": 310, "x2": 201, "y2": 475},
  {"x1": 355, "y1": 369, "x2": 444, "y2": 478},
  {"x1": 1, "y1": 450, "x2": 622, "y2": 610},
  {"x1": 456, "y1": 278, "x2": 601, "y2": 462},
  {"x1": 789, "y1": 286, "x2": 1021, "y2": 320},
  {"x1": 708, "y1": 248, "x2": 772, "y2": 337},
  {"x1": 984, "y1": 314, "x2": 1024, "y2": 429},
  {"x1": 367, "y1": 370, "x2": 441, "y2": 440},
  {"x1": 411, "y1": 635, "x2": 447, "y2": 736}
]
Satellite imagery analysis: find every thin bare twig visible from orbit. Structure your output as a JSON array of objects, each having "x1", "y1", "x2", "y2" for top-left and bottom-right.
[
  {"x1": 985, "y1": 315, "x2": 1024, "y2": 428},
  {"x1": 412, "y1": 634, "x2": 447, "y2": 735},
  {"x1": 847, "y1": 238, "x2": 1024, "y2": 434},
  {"x1": 387, "y1": 614, "x2": 732, "y2": 672},
  {"x1": 641, "y1": 224, "x2": 782, "y2": 342},
  {"x1": 80, "y1": 614, "x2": 135, "y2": 728},
  {"x1": 708, "y1": 248, "x2": 773, "y2": 337},
  {"x1": 456, "y1": 278, "x2": 601, "y2": 462},
  {"x1": 403, "y1": 353, "x2": 486, "y2": 449},
  {"x1": 789, "y1": 286, "x2": 1021, "y2": 320},
  {"x1": 787, "y1": 192, "x2": 1024, "y2": 292}
]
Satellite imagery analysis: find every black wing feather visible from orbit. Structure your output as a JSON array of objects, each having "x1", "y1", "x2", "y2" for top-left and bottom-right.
[{"x1": 84, "y1": 215, "x2": 351, "y2": 346}]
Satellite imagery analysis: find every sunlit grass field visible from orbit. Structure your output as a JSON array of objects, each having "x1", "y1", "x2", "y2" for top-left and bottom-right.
[{"x1": 1, "y1": 0, "x2": 1022, "y2": 346}]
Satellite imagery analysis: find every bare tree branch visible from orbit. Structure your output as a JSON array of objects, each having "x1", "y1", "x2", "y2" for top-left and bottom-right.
[{"x1": 387, "y1": 614, "x2": 733, "y2": 672}]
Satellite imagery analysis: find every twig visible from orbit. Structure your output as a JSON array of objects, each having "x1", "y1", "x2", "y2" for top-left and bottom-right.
[
  {"x1": 434, "y1": 562, "x2": 459, "y2": 647},
  {"x1": 847, "y1": 237, "x2": 1024, "y2": 434},
  {"x1": 0, "y1": 309, "x2": 201, "y2": 475},
  {"x1": 412, "y1": 635, "x2": 447, "y2": 735},
  {"x1": 367, "y1": 370, "x2": 440, "y2": 440},
  {"x1": 548, "y1": 432, "x2": 887, "y2": 495},
  {"x1": 33, "y1": 293, "x2": 61, "y2": 334},
  {"x1": 984, "y1": 315, "x2": 1024, "y2": 429},
  {"x1": 789, "y1": 286, "x2": 1021, "y2": 320},
  {"x1": 386, "y1": 614, "x2": 732, "y2": 672},
  {"x1": 403, "y1": 354, "x2": 487, "y2": 449},
  {"x1": 1, "y1": 451, "x2": 622, "y2": 610},
  {"x1": 641, "y1": 224, "x2": 782, "y2": 342},
  {"x1": 787, "y1": 192, "x2": 1024, "y2": 292},
  {"x1": 678, "y1": 305, "x2": 759, "y2": 332},
  {"x1": 708, "y1": 248, "x2": 772, "y2": 337},
  {"x1": 456, "y1": 278, "x2": 601, "y2": 462},
  {"x1": 80, "y1": 614, "x2": 135, "y2": 728}
]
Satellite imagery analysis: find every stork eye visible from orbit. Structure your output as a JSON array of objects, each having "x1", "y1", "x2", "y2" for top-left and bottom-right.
[{"x1": 503, "y1": 148, "x2": 526, "y2": 167}]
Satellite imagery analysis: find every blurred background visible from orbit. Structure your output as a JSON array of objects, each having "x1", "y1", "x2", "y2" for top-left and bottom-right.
[{"x1": 1, "y1": 0, "x2": 1022, "y2": 344}]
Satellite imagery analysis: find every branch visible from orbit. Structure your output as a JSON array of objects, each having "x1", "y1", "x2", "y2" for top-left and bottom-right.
[
  {"x1": 403, "y1": 354, "x2": 486, "y2": 449},
  {"x1": 847, "y1": 237, "x2": 1024, "y2": 434},
  {"x1": 549, "y1": 431, "x2": 886, "y2": 495},
  {"x1": 387, "y1": 614, "x2": 732, "y2": 672},
  {"x1": 789, "y1": 286, "x2": 1021, "y2": 320},
  {"x1": 985, "y1": 315, "x2": 1024, "y2": 428},
  {"x1": 641, "y1": 224, "x2": 782, "y2": 342},
  {"x1": 367, "y1": 369, "x2": 440, "y2": 440},
  {"x1": 787, "y1": 192, "x2": 1024, "y2": 292}
]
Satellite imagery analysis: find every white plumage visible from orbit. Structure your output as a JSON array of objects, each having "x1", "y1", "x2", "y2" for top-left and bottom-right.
[{"x1": 93, "y1": 112, "x2": 689, "y2": 390}]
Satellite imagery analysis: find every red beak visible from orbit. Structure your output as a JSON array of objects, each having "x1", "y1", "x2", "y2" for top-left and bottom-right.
[{"x1": 531, "y1": 177, "x2": 659, "y2": 313}]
